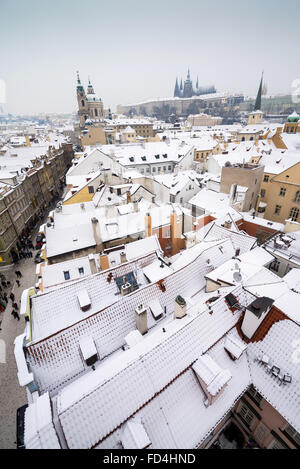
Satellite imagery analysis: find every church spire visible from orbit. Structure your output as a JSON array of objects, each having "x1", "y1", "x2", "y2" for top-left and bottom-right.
[
  {"x1": 187, "y1": 68, "x2": 191, "y2": 81},
  {"x1": 76, "y1": 71, "x2": 84, "y2": 92},
  {"x1": 180, "y1": 78, "x2": 183, "y2": 91},
  {"x1": 254, "y1": 72, "x2": 264, "y2": 111},
  {"x1": 87, "y1": 75, "x2": 95, "y2": 95},
  {"x1": 196, "y1": 76, "x2": 199, "y2": 89},
  {"x1": 174, "y1": 77, "x2": 180, "y2": 97}
]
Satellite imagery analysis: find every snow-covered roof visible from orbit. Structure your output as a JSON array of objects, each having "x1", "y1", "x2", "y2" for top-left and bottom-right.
[
  {"x1": 199, "y1": 222, "x2": 256, "y2": 254},
  {"x1": 248, "y1": 320, "x2": 300, "y2": 433},
  {"x1": 100, "y1": 140, "x2": 193, "y2": 167}
]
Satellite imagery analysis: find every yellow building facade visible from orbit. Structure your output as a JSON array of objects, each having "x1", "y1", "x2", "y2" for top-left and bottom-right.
[{"x1": 259, "y1": 162, "x2": 300, "y2": 225}]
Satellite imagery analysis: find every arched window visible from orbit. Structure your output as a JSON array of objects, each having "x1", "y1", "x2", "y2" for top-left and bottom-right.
[
  {"x1": 81, "y1": 100, "x2": 85, "y2": 107},
  {"x1": 95, "y1": 109, "x2": 98, "y2": 117},
  {"x1": 241, "y1": 137, "x2": 245, "y2": 142},
  {"x1": 289, "y1": 207, "x2": 299, "y2": 222},
  {"x1": 295, "y1": 191, "x2": 300, "y2": 203}
]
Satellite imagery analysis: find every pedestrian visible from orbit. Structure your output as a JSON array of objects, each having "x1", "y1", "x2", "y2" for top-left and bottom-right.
[
  {"x1": 7, "y1": 280, "x2": 11, "y2": 288},
  {"x1": 11, "y1": 310, "x2": 20, "y2": 321},
  {"x1": 16, "y1": 280, "x2": 20, "y2": 287},
  {"x1": 29, "y1": 251, "x2": 33, "y2": 258},
  {"x1": 10, "y1": 293, "x2": 15, "y2": 302},
  {"x1": 18, "y1": 271, "x2": 23, "y2": 278},
  {"x1": 1, "y1": 281, "x2": 7, "y2": 288},
  {"x1": 12, "y1": 302, "x2": 18, "y2": 310}
]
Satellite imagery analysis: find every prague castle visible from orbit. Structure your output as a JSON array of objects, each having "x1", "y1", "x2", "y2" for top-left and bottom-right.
[{"x1": 173, "y1": 69, "x2": 216, "y2": 98}]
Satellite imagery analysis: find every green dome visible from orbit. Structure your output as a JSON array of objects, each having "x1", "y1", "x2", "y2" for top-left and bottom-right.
[{"x1": 287, "y1": 111, "x2": 300, "y2": 123}]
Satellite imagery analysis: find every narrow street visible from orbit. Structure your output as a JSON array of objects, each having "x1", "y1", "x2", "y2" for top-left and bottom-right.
[
  {"x1": 0, "y1": 256, "x2": 37, "y2": 449},
  {"x1": 0, "y1": 198, "x2": 66, "y2": 449}
]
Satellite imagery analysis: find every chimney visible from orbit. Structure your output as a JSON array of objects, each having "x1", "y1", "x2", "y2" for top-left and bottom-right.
[
  {"x1": 223, "y1": 219, "x2": 232, "y2": 229},
  {"x1": 135, "y1": 304, "x2": 148, "y2": 335},
  {"x1": 91, "y1": 217, "x2": 102, "y2": 253},
  {"x1": 174, "y1": 295, "x2": 187, "y2": 319},
  {"x1": 133, "y1": 200, "x2": 139, "y2": 213},
  {"x1": 229, "y1": 184, "x2": 237, "y2": 206},
  {"x1": 88, "y1": 253, "x2": 98, "y2": 274},
  {"x1": 120, "y1": 251, "x2": 127, "y2": 264},
  {"x1": 126, "y1": 190, "x2": 131, "y2": 204},
  {"x1": 145, "y1": 212, "x2": 152, "y2": 237},
  {"x1": 241, "y1": 297, "x2": 274, "y2": 340},
  {"x1": 99, "y1": 253, "x2": 110, "y2": 271},
  {"x1": 170, "y1": 209, "x2": 183, "y2": 255}
]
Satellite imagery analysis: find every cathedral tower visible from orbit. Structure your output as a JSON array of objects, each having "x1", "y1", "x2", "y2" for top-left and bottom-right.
[{"x1": 76, "y1": 71, "x2": 88, "y2": 128}]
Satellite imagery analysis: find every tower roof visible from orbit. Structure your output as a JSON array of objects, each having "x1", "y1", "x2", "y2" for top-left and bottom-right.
[
  {"x1": 287, "y1": 111, "x2": 300, "y2": 123},
  {"x1": 254, "y1": 72, "x2": 263, "y2": 111},
  {"x1": 76, "y1": 71, "x2": 84, "y2": 92}
]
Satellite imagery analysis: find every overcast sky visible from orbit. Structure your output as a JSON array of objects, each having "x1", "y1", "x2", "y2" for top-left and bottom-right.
[{"x1": 1, "y1": 0, "x2": 300, "y2": 115}]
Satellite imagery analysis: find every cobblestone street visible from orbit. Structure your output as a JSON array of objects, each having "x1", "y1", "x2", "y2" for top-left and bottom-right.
[{"x1": 0, "y1": 255, "x2": 37, "y2": 449}]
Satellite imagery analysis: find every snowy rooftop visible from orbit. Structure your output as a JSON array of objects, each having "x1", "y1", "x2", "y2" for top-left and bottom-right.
[
  {"x1": 263, "y1": 232, "x2": 300, "y2": 266},
  {"x1": 99, "y1": 140, "x2": 194, "y2": 166}
]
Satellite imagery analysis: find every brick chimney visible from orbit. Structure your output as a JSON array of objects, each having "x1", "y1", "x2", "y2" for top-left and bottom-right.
[
  {"x1": 99, "y1": 253, "x2": 110, "y2": 271},
  {"x1": 145, "y1": 212, "x2": 152, "y2": 237}
]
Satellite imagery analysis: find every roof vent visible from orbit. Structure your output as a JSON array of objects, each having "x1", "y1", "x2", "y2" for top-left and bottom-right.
[
  {"x1": 79, "y1": 336, "x2": 98, "y2": 367},
  {"x1": 77, "y1": 289, "x2": 91, "y2": 312}
]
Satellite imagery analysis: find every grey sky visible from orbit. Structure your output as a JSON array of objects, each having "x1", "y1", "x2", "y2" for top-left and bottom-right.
[{"x1": 1, "y1": 0, "x2": 300, "y2": 115}]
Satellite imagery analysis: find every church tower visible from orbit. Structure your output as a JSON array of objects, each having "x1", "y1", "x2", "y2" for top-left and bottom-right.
[
  {"x1": 85, "y1": 76, "x2": 104, "y2": 121},
  {"x1": 248, "y1": 73, "x2": 264, "y2": 125},
  {"x1": 76, "y1": 71, "x2": 88, "y2": 128},
  {"x1": 174, "y1": 77, "x2": 180, "y2": 97},
  {"x1": 183, "y1": 69, "x2": 193, "y2": 98}
]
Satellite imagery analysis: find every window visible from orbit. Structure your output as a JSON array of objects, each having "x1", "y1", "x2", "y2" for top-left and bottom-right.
[
  {"x1": 238, "y1": 403, "x2": 255, "y2": 428},
  {"x1": 279, "y1": 188, "x2": 286, "y2": 197},
  {"x1": 78, "y1": 267, "x2": 84, "y2": 276},
  {"x1": 268, "y1": 439, "x2": 286, "y2": 449},
  {"x1": 274, "y1": 205, "x2": 281, "y2": 215},
  {"x1": 264, "y1": 175, "x2": 269, "y2": 183},
  {"x1": 261, "y1": 189, "x2": 266, "y2": 198},
  {"x1": 247, "y1": 385, "x2": 263, "y2": 407},
  {"x1": 290, "y1": 207, "x2": 299, "y2": 222},
  {"x1": 270, "y1": 259, "x2": 280, "y2": 273},
  {"x1": 294, "y1": 191, "x2": 300, "y2": 203},
  {"x1": 95, "y1": 109, "x2": 98, "y2": 117},
  {"x1": 282, "y1": 424, "x2": 300, "y2": 446},
  {"x1": 64, "y1": 271, "x2": 70, "y2": 280},
  {"x1": 88, "y1": 186, "x2": 94, "y2": 194}
]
